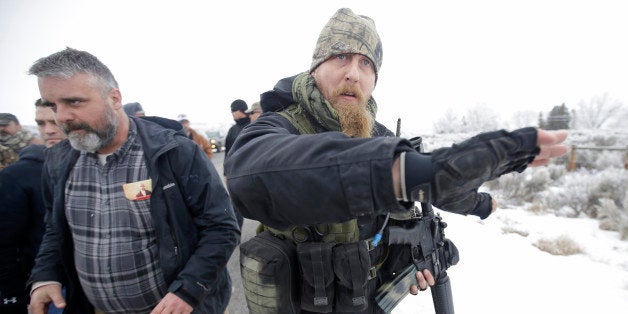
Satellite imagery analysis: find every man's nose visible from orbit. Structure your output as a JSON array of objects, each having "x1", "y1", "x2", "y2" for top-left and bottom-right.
[
  {"x1": 345, "y1": 58, "x2": 361, "y2": 83},
  {"x1": 54, "y1": 105, "x2": 73, "y2": 124},
  {"x1": 44, "y1": 122, "x2": 58, "y2": 134}
]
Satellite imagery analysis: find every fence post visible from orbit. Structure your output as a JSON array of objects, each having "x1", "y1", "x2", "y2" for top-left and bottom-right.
[
  {"x1": 625, "y1": 146, "x2": 628, "y2": 169},
  {"x1": 567, "y1": 145, "x2": 577, "y2": 172}
]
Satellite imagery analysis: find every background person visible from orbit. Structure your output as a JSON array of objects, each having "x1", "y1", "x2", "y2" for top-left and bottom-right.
[
  {"x1": 224, "y1": 99, "x2": 249, "y2": 157},
  {"x1": 0, "y1": 113, "x2": 43, "y2": 169},
  {"x1": 246, "y1": 101, "x2": 262, "y2": 122},
  {"x1": 122, "y1": 102, "x2": 145, "y2": 117},
  {"x1": 0, "y1": 99, "x2": 67, "y2": 314},
  {"x1": 178, "y1": 114, "x2": 214, "y2": 159}
]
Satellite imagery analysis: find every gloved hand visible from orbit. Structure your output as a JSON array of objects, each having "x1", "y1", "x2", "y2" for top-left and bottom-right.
[{"x1": 402, "y1": 127, "x2": 542, "y2": 217}]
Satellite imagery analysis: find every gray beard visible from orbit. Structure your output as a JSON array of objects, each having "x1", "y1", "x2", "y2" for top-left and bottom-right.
[
  {"x1": 66, "y1": 109, "x2": 118, "y2": 153},
  {"x1": 68, "y1": 131, "x2": 105, "y2": 153}
]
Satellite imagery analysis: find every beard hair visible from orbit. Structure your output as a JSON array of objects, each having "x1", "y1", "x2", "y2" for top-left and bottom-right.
[
  {"x1": 63, "y1": 105, "x2": 118, "y2": 153},
  {"x1": 329, "y1": 85, "x2": 374, "y2": 138}
]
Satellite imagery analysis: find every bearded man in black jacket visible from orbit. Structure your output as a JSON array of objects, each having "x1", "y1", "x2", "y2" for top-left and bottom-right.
[{"x1": 226, "y1": 8, "x2": 568, "y2": 314}]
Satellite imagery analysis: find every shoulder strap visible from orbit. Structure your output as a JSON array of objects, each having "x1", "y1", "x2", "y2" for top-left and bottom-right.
[{"x1": 278, "y1": 104, "x2": 317, "y2": 135}]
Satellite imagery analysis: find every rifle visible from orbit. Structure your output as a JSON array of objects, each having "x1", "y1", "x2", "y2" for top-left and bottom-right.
[
  {"x1": 375, "y1": 203, "x2": 459, "y2": 313},
  {"x1": 375, "y1": 121, "x2": 460, "y2": 313}
]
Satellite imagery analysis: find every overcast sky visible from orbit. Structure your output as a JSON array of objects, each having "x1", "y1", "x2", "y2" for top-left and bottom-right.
[{"x1": 1, "y1": 0, "x2": 626, "y2": 134}]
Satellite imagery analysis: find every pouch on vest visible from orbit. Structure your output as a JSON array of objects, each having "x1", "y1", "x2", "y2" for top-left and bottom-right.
[
  {"x1": 332, "y1": 241, "x2": 370, "y2": 312},
  {"x1": 240, "y1": 231, "x2": 300, "y2": 314},
  {"x1": 297, "y1": 242, "x2": 335, "y2": 313}
]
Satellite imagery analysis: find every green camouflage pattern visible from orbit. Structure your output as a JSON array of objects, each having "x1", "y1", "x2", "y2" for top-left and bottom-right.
[
  {"x1": 310, "y1": 8, "x2": 383, "y2": 74},
  {"x1": 0, "y1": 144, "x2": 18, "y2": 170},
  {"x1": 0, "y1": 130, "x2": 36, "y2": 153}
]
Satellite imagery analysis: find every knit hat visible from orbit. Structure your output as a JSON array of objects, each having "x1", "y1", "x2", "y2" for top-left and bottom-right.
[
  {"x1": 310, "y1": 8, "x2": 383, "y2": 74},
  {"x1": 231, "y1": 99, "x2": 248, "y2": 112},
  {"x1": 0, "y1": 113, "x2": 19, "y2": 126}
]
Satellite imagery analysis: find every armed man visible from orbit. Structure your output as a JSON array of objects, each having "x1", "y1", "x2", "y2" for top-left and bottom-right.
[{"x1": 225, "y1": 8, "x2": 568, "y2": 314}]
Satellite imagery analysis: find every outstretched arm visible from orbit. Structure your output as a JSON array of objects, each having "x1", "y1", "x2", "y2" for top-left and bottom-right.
[{"x1": 393, "y1": 128, "x2": 569, "y2": 217}]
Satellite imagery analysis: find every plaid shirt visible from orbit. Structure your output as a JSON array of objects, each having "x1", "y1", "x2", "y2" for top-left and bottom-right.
[{"x1": 65, "y1": 120, "x2": 167, "y2": 313}]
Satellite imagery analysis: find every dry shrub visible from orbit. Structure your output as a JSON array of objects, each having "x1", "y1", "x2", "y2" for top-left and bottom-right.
[
  {"x1": 527, "y1": 202, "x2": 546, "y2": 214},
  {"x1": 501, "y1": 226, "x2": 529, "y2": 237},
  {"x1": 597, "y1": 198, "x2": 623, "y2": 231},
  {"x1": 533, "y1": 235, "x2": 583, "y2": 256}
]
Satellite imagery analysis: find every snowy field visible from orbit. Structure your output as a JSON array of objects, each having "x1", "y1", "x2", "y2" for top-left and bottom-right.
[{"x1": 393, "y1": 207, "x2": 628, "y2": 313}]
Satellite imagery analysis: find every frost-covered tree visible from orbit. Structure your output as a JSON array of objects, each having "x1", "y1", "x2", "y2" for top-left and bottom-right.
[
  {"x1": 433, "y1": 109, "x2": 462, "y2": 134},
  {"x1": 510, "y1": 110, "x2": 539, "y2": 129},
  {"x1": 572, "y1": 93, "x2": 624, "y2": 129},
  {"x1": 433, "y1": 105, "x2": 500, "y2": 134},
  {"x1": 462, "y1": 104, "x2": 500, "y2": 132}
]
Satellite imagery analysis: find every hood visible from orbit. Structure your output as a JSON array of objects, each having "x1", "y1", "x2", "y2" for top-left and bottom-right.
[
  {"x1": 18, "y1": 144, "x2": 45, "y2": 163},
  {"x1": 259, "y1": 73, "x2": 300, "y2": 112}
]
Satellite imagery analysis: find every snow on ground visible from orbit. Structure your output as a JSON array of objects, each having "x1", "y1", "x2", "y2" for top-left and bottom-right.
[{"x1": 393, "y1": 207, "x2": 628, "y2": 314}]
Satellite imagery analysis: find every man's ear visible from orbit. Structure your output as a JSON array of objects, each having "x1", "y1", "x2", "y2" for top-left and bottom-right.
[{"x1": 110, "y1": 88, "x2": 122, "y2": 110}]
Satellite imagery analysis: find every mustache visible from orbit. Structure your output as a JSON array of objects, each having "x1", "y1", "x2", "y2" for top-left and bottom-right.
[
  {"x1": 332, "y1": 85, "x2": 366, "y2": 103},
  {"x1": 61, "y1": 122, "x2": 96, "y2": 134}
]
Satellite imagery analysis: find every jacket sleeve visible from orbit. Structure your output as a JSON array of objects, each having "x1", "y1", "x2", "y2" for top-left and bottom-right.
[
  {"x1": 28, "y1": 159, "x2": 66, "y2": 286},
  {"x1": 224, "y1": 113, "x2": 413, "y2": 230},
  {"x1": 166, "y1": 138, "x2": 240, "y2": 306},
  {"x1": 0, "y1": 167, "x2": 29, "y2": 248}
]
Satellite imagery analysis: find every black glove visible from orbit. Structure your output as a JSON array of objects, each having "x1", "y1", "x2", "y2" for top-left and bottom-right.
[{"x1": 402, "y1": 127, "x2": 540, "y2": 217}]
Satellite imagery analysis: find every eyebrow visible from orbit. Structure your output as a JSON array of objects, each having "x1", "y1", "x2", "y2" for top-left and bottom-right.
[
  {"x1": 41, "y1": 100, "x2": 55, "y2": 107},
  {"x1": 60, "y1": 96, "x2": 88, "y2": 103}
]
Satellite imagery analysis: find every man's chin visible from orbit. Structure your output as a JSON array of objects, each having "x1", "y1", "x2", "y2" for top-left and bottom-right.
[{"x1": 45, "y1": 139, "x2": 62, "y2": 147}]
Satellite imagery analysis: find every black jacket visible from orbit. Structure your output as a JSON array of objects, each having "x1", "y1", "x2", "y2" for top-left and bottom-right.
[
  {"x1": 226, "y1": 76, "x2": 414, "y2": 230},
  {"x1": 225, "y1": 75, "x2": 418, "y2": 313},
  {"x1": 0, "y1": 144, "x2": 46, "y2": 305},
  {"x1": 29, "y1": 117, "x2": 240, "y2": 313},
  {"x1": 224, "y1": 116, "x2": 250, "y2": 157}
]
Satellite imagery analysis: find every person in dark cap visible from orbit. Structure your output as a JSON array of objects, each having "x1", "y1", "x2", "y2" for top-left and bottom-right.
[
  {"x1": 122, "y1": 102, "x2": 145, "y2": 117},
  {"x1": 225, "y1": 8, "x2": 568, "y2": 313},
  {"x1": 1, "y1": 113, "x2": 43, "y2": 170},
  {"x1": 223, "y1": 99, "x2": 250, "y2": 229},
  {"x1": 224, "y1": 99, "x2": 250, "y2": 157}
]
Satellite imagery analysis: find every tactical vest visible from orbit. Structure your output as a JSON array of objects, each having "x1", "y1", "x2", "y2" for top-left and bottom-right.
[{"x1": 239, "y1": 105, "x2": 386, "y2": 313}]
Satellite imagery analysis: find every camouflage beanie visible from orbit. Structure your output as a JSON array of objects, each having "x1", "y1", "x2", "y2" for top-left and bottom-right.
[{"x1": 310, "y1": 8, "x2": 383, "y2": 75}]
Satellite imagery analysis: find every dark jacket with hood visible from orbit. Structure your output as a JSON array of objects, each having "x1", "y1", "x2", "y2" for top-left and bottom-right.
[
  {"x1": 224, "y1": 73, "x2": 417, "y2": 313},
  {"x1": 0, "y1": 144, "x2": 46, "y2": 310},
  {"x1": 28, "y1": 117, "x2": 240, "y2": 313}
]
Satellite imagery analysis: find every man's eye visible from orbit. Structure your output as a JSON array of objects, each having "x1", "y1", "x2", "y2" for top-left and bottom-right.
[
  {"x1": 36, "y1": 121, "x2": 44, "y2": 126},
  {"x1": 362, "y1": 59, "x2": 372, "y2": 67},
  {"x1": 336, "y1": 54, "x2": 346, "y2": 60}
]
